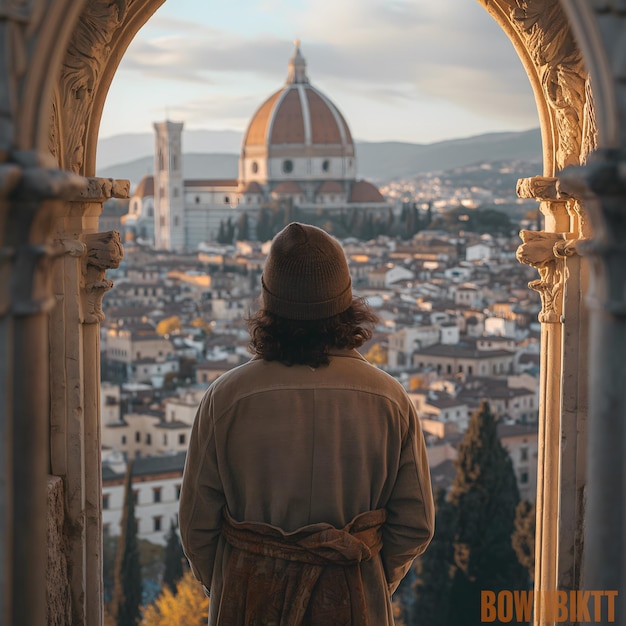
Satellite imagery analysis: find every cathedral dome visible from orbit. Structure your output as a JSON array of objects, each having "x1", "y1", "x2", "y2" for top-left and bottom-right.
[{"x1": 239, "y1": 42, "x2": 357, "y2": 188}]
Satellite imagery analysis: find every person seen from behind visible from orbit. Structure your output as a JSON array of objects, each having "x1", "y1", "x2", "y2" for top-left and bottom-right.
[{"x1": 179, "y1": 222, "x2": 435, "y2": 625}]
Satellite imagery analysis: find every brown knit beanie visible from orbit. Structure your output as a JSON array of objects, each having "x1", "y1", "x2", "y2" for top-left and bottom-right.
[{"x1": 261, "y1": 223, "x2": 352, "y2": 320}]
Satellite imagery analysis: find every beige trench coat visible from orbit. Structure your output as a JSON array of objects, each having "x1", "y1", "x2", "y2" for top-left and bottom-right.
[{"x1": 179, "y1": 349, "x2": 435, "y2": 625}]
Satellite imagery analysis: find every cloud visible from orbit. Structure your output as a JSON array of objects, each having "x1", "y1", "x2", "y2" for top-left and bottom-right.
[
  {"x1": 164, "y1": 94, "x2": 263, "y2": 128},
  {"x1": 115, "y1": 0, "x2": 537, "y2": 130}
]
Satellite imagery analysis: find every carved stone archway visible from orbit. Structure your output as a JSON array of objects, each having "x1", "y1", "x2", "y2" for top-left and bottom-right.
[
  {"x1": 477, "y1": 3, "x2": 596, "y2": 624},
  {"x1": 1, "y1": 1, "x2": 625, "y2": 625}
]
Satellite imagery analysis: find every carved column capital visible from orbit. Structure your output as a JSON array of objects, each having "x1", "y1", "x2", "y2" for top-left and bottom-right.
[
  {"x1": 81, "y1": 230, "x2": 123, "y2": 324},
  {"x1": 517, "y1": 230, "x2": 568, "y2": 323},
  {"x1": 559, "y1": 149, "x2": 626, "y2": 316},
  {"x1": 516, "y1": 176, "x2": 574, "y2": 201},
  {"x1": 0, "y1": 151, "x2": 87, "y2": 319}
]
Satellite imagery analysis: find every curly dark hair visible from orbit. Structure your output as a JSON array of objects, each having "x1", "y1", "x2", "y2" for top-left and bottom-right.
[{"x1": 247, "y1": 297, "x2": 380, "y2": 368}]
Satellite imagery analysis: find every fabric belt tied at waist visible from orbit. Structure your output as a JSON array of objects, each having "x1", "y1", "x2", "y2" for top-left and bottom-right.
[{"x1": 216, "y1": 508, "x2": 387, "y2": 626}]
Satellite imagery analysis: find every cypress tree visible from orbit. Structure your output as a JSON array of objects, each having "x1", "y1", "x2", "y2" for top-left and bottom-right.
[
  {"x1": 237, "y1": 211, "x2": 249, "y2": 241},
  {"x1": 410, "y1": 488, "x2": 455, "y2": 626},
  {"x1": 512, "y1": 499, "x2": 536, "y2": 583},
  {"x1": 110, "y1": 461, "x2": 143, "y2": 626},
  {"x1": 447, "y1": 400, "x2": 526, "y2": 626},
  {"x1": 163, "y1": 519, "x2": 186, "y2": 594}
]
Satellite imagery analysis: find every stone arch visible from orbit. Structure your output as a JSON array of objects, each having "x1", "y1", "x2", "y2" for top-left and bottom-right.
[
  {"x1": 3, "y1": 1, "x2": 625, "y2": 624},
  {"x1": 50, "y1": 0, "x2": 166, "y2": 174}
]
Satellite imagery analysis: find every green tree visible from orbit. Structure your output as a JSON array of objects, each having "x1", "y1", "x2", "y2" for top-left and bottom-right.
[
  {"x1": 110, "y1": 461, "x2": 143, "y2": 626},
  {"x1": 447, "y1": 400, "x2": 527, "y2": 626},
  {"x1": 237, "y1": 211, "x2": 250, "y2": 241},
  {"x1": 163, "y1": 520, "x2": 186, "y2": 594},
  {"x1": 410, "y1": 488, "x2": 455, "y2": 626},
  {"x1": 512, "y1": 500, "x2": 536, "y2": 583},
  {"x1": 256, "y1": 207, "x2": 272, "y2": 242}
]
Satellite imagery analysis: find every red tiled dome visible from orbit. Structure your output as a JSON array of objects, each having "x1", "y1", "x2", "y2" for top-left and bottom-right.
[{"x1": 242, "y1": 43, "x2": 353, "y2": 153}]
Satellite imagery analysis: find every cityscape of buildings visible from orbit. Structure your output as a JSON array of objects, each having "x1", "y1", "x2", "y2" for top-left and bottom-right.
[
  {"x1": 99, "y1": 227, "x2": 541, "y2": 543},
  {"x1": 99, "y1": 43, "x2": 540, "y2": 547}
]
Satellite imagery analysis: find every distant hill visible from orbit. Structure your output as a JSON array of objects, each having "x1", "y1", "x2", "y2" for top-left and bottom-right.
[
  {"x1": 96, "y1": 128, "x2": 542, "y2": 188},
  {"x1": 98, "y1": 153, "x2": 240, "y2": 185},
  {"x1": 96, "y1": 129, "x2": 243, "y2": 169}
]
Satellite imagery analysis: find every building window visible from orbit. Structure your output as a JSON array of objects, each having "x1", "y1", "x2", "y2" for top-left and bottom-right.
[
  {"x1": 282, "y1": 159, "x2": 293, "y2": 174},
  {"x1": 121, "y1": 435, "x2": 126, "y2": 445},
  {"x1": 224, "y1": 196, "x2": 230, "y2": 204},
  {"x1": 195, "y1": 195, "x2": 200, "y2": 204},
  {"x1": 153, "y1": 516, "x2": 162, "y2": 532},
  {"x1": 103, "y1": 494, "x2": 109, "y2": 510},
  {"x1": 178, "y1": 433, "x2": 186, "y2": 445},
  {"x1": 146, "y1": 433, "x2": 152, "y2": 445},
  {"x1": 135, "y1": 431, "x2": 141, "y2": 443},
  {"x1": 132, "y1": 490, "x2": 139, "y2": 505},
  {"x1": 175, "y1": 484, "x2": 181, "y2": 500},
  {"x1": 103, "y1": 523, "x2": 110, "y2": 535},
  {"x1": 153, "y1": 487, "x2": 162, "y2": 503},
  {"x1": 322, "y1": 159, "x2": 330, "y2": 172},
  {"x1": 520, "y1": 447, "x2": 529, "y2": 462},
  {"x1": 163, "y1": 434, "x2": 168, "y2": 445},
  {"x1": 251, "y1": 161, "x2": 258, "y2": 174},
  {"x1": 520, "y1": 471, "x2": 529, "y2": 484}
]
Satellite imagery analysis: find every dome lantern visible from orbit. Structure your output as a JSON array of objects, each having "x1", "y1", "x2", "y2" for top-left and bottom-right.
[{"x1": 286, "y1": 39, "x2": 308, "y2": 85}]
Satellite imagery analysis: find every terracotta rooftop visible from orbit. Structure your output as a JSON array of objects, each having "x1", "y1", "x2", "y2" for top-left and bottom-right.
[
  {"x1": 349, "y1": 180, "x2": 385, "y2": 203},
  {"x1": 240, "y1": 181, "x2": 264, "y2": 194},
  {"x1": 271, "y1": 181, "x2": 302, "y2": 194},
  {"x1": 185, "y1": 179, "x2": 238, "y2": 188},
  {"x1": 242, "y1": 45, "x2": 353, "y2": 149},
  {"x1": 317, "y1": 180, "x2": 344, "y2": 194},
  {"x1": 134, "y1": 175, "x2": 154, "y2": 198}
]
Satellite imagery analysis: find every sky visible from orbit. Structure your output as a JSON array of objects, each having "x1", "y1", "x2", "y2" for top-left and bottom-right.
[{"x1": 99, "y1": 0, "x2": 539, "y2": 145}]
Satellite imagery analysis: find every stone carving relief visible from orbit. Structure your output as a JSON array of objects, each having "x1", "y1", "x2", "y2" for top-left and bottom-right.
[
  {"x1": 517, "y1": 229, "x2": 568, "y2": 323},
  {"x1": 81, "y1": 230, "x2": 123, "y2": 323},
  {"x1": 500, "y1": 0, "x2": 597, "y2": 169},
  {"x1": 55, "y1": 0, "x2": 131, "y2": 173}
]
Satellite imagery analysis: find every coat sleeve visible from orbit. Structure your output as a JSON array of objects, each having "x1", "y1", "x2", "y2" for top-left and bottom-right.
[
  {"x1": 179, "y1": 389, "x2": 226, "y2": 592},
  {"x1": 381, "y1": 397, "x2": 435, "y2": 593}
]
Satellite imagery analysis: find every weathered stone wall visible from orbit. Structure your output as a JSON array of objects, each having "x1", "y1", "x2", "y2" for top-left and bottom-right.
[{"x1": 47, "y1": 476, "x2": 71, "y2": 625}]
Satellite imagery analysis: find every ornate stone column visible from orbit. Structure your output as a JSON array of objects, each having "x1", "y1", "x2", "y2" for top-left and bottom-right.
[
  {"x1": 557, "y1": 2, "x2": 626, "y2": 624},
  {"x1": 472, "y1": 2, "x2": 596, "y2": 624},
  {"x1": 517, "y1": 176, "x2": 590, "y2": 624},
  {"x1": 0, "y1": 0, "x2": 90, "y2": 618},
  {"x1": 49, "y1": 177, "x2": 126, "y2": 626},
  {"x1": 0, "y1": 151, "x2": 85, "y2": 626}
]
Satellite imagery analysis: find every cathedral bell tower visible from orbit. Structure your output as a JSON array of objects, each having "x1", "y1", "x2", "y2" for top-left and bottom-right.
[{"x1": 153, "y1": 120, "x2": 185, "y2": 251}]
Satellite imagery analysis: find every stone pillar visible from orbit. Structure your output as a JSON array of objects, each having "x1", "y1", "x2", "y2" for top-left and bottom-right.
[
  {"x1": 555, "y1": 3, "x2": 626, "y2": 622},
  {"x1": 516, "y1": 175, "x2": 589, "y2": 625},
  {"x1": 0, "y1": 151, "x2": 85, "y2": 626},
  {"x1": 49, "y1": 177, "x2": 126, "y2": 626},
  {"x1": 560, "y1": 150, "x2": 626, "y2": 625}
]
